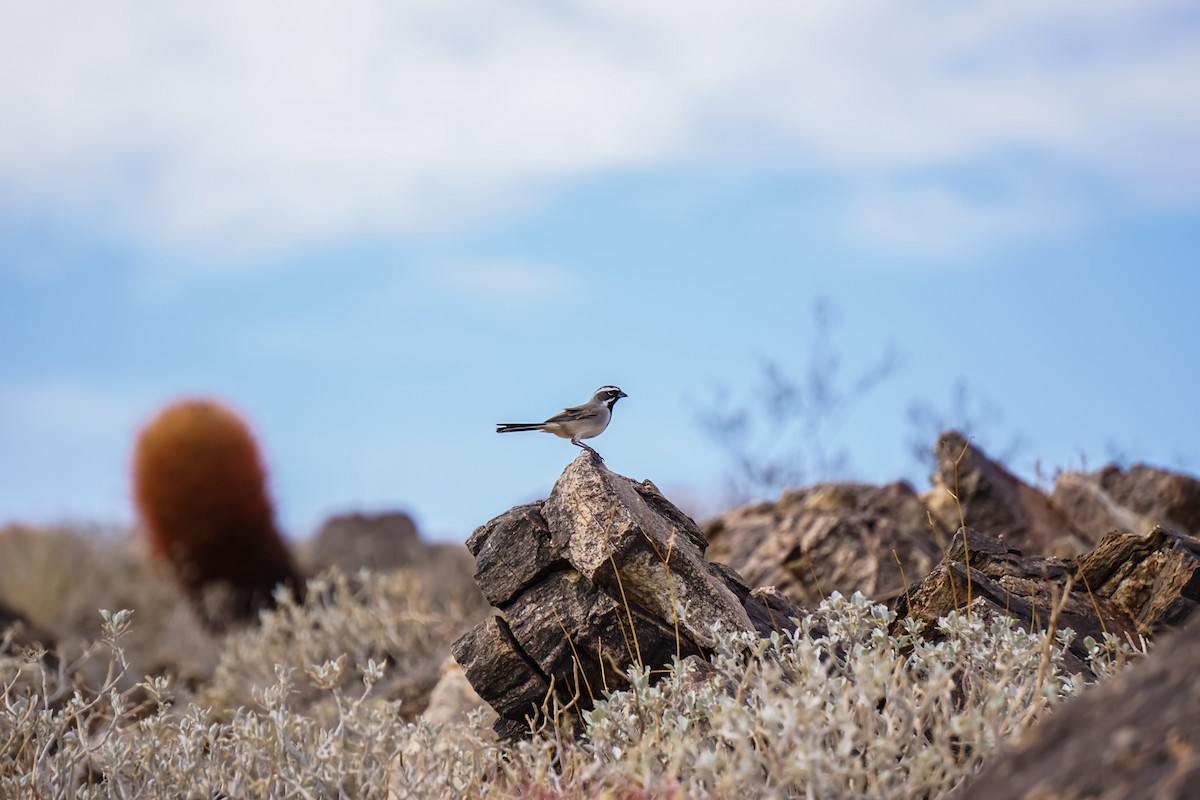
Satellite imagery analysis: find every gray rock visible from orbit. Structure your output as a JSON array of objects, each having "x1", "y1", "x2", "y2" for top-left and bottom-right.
[
  {"x1": 303, "y1": 512, "x2": 422, "y2": 574},
  {"x1": 453, "y1": 453, "x2": 800, "y2": 737},
  {"x1": 302, "y1": 512, "x2": 480, "y2": 607},
  {"x1": 540, "y1": 462, "x2": 752, "y2": 649}
]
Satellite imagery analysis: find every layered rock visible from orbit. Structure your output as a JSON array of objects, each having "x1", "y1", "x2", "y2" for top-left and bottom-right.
[
  {"x1": 1052, "y1": 463, "x2": 1200, "y2": 542},
  {"x1": 893, "y1": 526, "x2": 1200, "y2": 675},
  {"x1": 453, "y1": 454, "x2": 799, "y2": 738},
  {"x1": 703, "y1": 481, "x2": 940, "y2": 605},
  {"x1": 925, "y1": 431, "x2": 1088, "y2": 556}
]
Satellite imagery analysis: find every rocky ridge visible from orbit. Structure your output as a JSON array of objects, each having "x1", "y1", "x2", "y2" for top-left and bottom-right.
[{"x1": 453, "y1": 427, "x2": 1200, "y2": 799}]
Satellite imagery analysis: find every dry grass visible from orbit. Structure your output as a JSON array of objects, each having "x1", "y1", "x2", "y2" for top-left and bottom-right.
[
  {"x1": 0, "y1": 524, "x2": 218, "y2": 689},
  {"x1": 2, "y1": 523, "x2": 1136, "y2": 800}
]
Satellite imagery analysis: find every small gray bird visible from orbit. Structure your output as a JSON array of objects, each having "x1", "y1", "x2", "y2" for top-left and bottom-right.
[{"x1": 497, "y1": 386, "x2": 628, "y2": 457}]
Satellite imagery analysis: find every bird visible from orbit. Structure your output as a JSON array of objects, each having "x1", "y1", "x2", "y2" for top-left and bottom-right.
[{"x1": 497, "y1": 386, "x2": 628, "y2": 458}]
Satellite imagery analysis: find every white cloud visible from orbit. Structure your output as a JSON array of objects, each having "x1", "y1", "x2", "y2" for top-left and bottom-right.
[
  {"x1": 432, "y1": 260, "x2": 580, "y2": 303},
  {"x1": 847, "y1": 185, "x2": 1063, "y2": 261},
  {"x1": 0, "y1": 0, "x2": 1196, "y2": 266}
]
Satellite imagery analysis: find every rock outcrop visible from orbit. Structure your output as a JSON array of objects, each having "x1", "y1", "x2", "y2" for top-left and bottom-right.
[
  {"x1": 452, "y1": 454, "x2": 799, "y2": 738},
  {"x1": 301, "y1": 511, "x2": 476, "y2": 583},
  {"x1": 894, "y1": 526, "x2": 1200, "y2": 675},
  {"x1": 959, "y1": 619, "x2": 1200, "y2": 800},
  {"x1": 925, "y1": 431, "x2": 1088, "y2": 556},
  {"x1": 703, "y1": 431, "x2": 1200, "y2": 614},
  {"x1": 1052, "y1": 463, "x2": 1200, "y2": 542},
  {"x1": 703, "y1": 481, "x2": 940, "y2": 605}
]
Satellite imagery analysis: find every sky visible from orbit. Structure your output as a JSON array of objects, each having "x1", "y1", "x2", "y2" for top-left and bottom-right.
[{"x1": 2, "y1": 1, "x2": 1199, "y2": 542}]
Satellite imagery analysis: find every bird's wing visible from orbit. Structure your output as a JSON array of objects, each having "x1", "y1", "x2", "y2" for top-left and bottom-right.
[{"x1": 543, "y1": 404, "x2": 593, "y2": 424}]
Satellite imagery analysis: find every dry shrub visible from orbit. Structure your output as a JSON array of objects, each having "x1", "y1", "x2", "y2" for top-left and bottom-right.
[
  {"x1": 202, "y1": 566, "x2": 490, "y2": 719},
  {"x1": 1, "y1": 590, "x2": 1134, "y2": 799},
  {"x1": 0, "y1": 524, "x2": 217, "y2": 688}
]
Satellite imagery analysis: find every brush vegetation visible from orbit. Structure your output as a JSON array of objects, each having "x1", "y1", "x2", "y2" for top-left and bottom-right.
[{"x1": 1, "y1": 526, "x2": 1135, "y2": 800}]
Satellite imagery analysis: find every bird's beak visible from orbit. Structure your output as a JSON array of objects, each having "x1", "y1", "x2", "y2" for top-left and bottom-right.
[{"x1": 619, "y1": 391, "x2": 628, "y2": 398}]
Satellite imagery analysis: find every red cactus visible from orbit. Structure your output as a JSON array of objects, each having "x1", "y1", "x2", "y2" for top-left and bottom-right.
[{"x1": 132, "y1": 398, "x2": 303, "y2": 625}]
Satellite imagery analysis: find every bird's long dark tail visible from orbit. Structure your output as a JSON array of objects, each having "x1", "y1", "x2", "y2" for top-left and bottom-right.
[{"x1": 496, "y1": 423, "x2": 544, "y2": 433}]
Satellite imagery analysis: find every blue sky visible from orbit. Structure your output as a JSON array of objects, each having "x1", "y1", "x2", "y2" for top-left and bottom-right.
[{"x1": 2, "y1": 1, "x2": 1199, "y2": 540}]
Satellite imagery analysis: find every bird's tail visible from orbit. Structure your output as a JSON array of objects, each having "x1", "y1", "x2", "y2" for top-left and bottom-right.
[{"x1": 496, "y1": 423, "x2": 544, "y2": 433}]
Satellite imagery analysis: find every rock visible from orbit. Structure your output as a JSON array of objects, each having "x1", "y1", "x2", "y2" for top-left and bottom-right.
[
  {"x1": 893, "y1": 529, "x2": 1133, "y2": 675},
  {"x1": 301, "y1": 511, "x2": 484, "y2": 615},
  {"x1": 422, "y1": 657, "x2": 494, "y2": 727},
  {"x1": 1050, "y1": 470, "x2": 1152, "y2": 545},
  {"x1": 302, "y1": 511, "x2": 476, "y2": 578},
  {"x1": 1076, "y1": 527, "x2": 1200, "y2": 635},
  {"x1": 1052, "y1": 463, "x2": 1200, "y2": 542},
  {"x1": 537, "y1": 463, "x2": 759, "y2": 648},
  {"x1": 303, "y1": 512, "x2": 421, "y2": 573},
  {"x1": 453, "y1": 454, "x2": 800, "y2": 737},
  {"x1": 925, "y1": 430, "x2": 1086, "y2": 557},
  {"x1": 465, "y1": 504, "x2": 563, "y2": 607},
  {"x1": 893, "y1": 526, "x2": 1200, "y2": 675},
  {"x1": 452, "y1": 615, "x2": 550, "y2": 737},
  {"x1": 703, "y1": 481, "x2": 940, "y2": 606},
  {"x1": 958, "y1": 619, "x2": 1200, "y2": 800}
]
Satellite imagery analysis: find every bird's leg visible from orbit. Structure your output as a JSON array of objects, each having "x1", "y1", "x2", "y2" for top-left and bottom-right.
[{"x1": 571, "y1": 439, "x2": 602, "y2": 460}]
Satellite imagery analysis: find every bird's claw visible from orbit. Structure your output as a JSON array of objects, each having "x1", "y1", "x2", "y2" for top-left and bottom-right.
[{"x1": 573, "y1": 440, "x2": 603, "y2": 461}]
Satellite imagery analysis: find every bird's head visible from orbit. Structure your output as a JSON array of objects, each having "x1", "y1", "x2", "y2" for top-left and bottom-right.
[{"x1": 593, "y1": 385, "x2": 628, "y2": 409}]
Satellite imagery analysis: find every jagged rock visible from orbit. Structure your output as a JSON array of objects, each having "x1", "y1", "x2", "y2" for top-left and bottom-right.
[
  {"x1": 893, "y1": 526, "x2": 1200, "y2": 675},
  {"x1": 1052, "y1": 463, "x2": 1200, "y2": 542},
  {"x1": 926, "y1": 430, "x2": 1087, "y2": 556},
  {"x1": 453, "y1": 454, "x2": 800, "y2": 737},
  {"x1": 958, "y1": 619, "x2": 1200, "y2": 800},
  {"x1": 466, "y1": 503, "x2": 563, "y2": 606},
  {"x1": 1076, "y1": 527, "x2": 1200, "y2": 635},
  {"x1": 703, "y1": 481, "x2": 941, "y2": 606}
]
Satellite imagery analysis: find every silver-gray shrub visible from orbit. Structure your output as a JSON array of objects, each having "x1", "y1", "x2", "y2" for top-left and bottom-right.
[{"x1": 1, "y1": 590, "x2": 1132, "y2": 799}]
